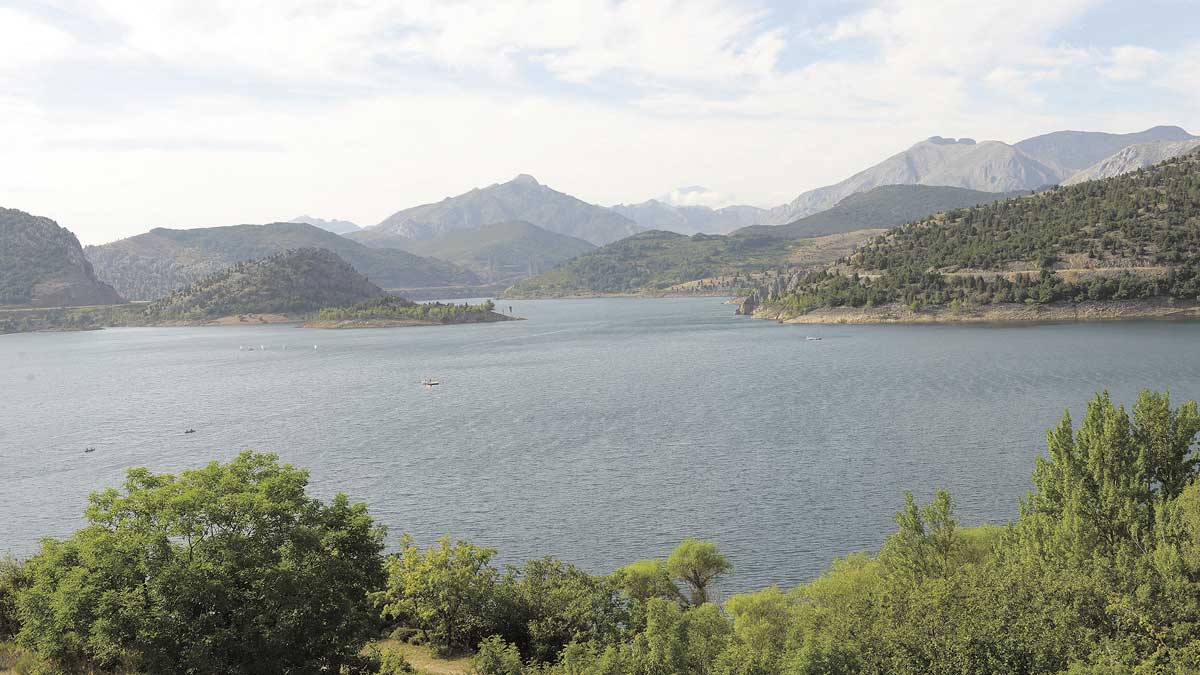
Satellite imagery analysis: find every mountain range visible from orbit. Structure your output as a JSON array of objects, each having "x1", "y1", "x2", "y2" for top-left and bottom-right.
[
  {"x1": 354, "y1": 174, "x2": 642, "y2": 247},
  {"x1": 289, "y1": 215, "x2": 362, "y2": 234},
  {"x1": 1, "y1": 207, "x2": 123, "y2": 307},
  {"x1": 611, "y1": 198, "x2": 765, "y2": 235},
  {"x1": 85, "y1": 222, "x2": 477, "y2": 301},
  {"x1": 384, "y1": 220, "x2": 597, "y2": 283},
  {"x1": 764, "y1": 126, "x2": 1198, "y2": 224}
]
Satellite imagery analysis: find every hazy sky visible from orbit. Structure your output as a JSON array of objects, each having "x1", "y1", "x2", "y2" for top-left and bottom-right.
[{"x1": 2, "y1": 0, "x2": 1198, "y2": 245}]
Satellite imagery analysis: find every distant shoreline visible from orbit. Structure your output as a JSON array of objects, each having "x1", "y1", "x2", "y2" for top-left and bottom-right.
[{"x1": 750, "y1": 299, "x2": 1200, "y2": 324}]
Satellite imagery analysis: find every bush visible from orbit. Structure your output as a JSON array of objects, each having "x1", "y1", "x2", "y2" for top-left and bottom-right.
[{"x1": 472, "y1": 636, "x2": 524, "y2": 675}]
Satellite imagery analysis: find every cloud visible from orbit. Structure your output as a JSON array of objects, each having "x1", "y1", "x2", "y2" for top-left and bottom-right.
[
  {"x1": 0, "y1": 8, "x2": 74, "y2": 73},
  {"x1": 1, "y1": 0, "x2": 1198, "y2": 246}
]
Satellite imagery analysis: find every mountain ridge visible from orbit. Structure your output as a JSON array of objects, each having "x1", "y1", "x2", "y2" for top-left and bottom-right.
[
  {"x1": 1, "y1": 207, "x2": 124, "y2": 307},
  {"x1": 86, "y1": 222, "x2": 477, "y2": 300},
  {"x1": 356, "y1": 174, "x2": 643, "y2": 246}
]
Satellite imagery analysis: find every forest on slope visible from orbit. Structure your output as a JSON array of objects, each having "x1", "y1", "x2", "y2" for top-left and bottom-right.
[
  {"x1": 86, "y1": 223, "x2": 477, "y2": 301},
  {"x1": 749, "y1": 149, "x2": 1200, "y2": 317}
]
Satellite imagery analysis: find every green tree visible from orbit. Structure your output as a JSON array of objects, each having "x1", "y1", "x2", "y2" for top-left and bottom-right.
[
  {"x1": 380, "y1": 535, "x2": 499, "y2": 654},
  {"x1": 14, "y1": 451, "x2": 386, "y2": 675},
  {"x1": 666, "y1": 539, "x2": 731, "y2": 606},
  {"x1": 472, "y1": 636, "x2": 525, "y2": 675},
  {"x1": 494, "y1": 557, "x2": 627, "y2": 663},
  {"x1": 0, "y1": 556, "x2": 25, "y2": 642}
]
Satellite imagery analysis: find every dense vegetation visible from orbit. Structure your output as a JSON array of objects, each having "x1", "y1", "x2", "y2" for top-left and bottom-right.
[
  {"x1": 313, "y1": 296, "x2": 505, "y2": 324},
  {"x1": 3, "y1": 390, "x2": 1198, "y2": 674},
  {"x1": 505, "y1": 230, "x2": 790, "y2": 296},
  {"x1": 755, "y1": 149, "x2": 1200, "y2": 315},
  {"x1": 736, "y1": 185, "x2": 1028, "y2": 240},
  {"x1": 0, "y1": 208, "x2": 123, "y2": 307},
  {"x1": 144, "y1": 248, "x2": 385, "y2": 320},
  {"x1": 508, "y1": 186, "x2": 1028, "y2": 298},
  {"x1": 86, "y1": 222, "x2": 477, "y2": 301}
]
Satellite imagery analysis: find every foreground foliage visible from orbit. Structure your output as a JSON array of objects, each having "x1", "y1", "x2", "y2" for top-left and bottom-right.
[
  {"x1": 5, "y1": 390, "x2": 1198, "y2": 674},
  {"x1": 12, "y1": 452, "x2": 386, "y2": 675}
]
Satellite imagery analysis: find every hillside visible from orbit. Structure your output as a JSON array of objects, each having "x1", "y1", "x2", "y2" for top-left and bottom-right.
[
  {"x1": 0, "y1": 207, "x2": 123, "y2": 307},
  {"x1": 508, "y1": 184, "x2": 1025, "y2": 297},
  {"x1": 364, "y1": 221, "x2": 596, "y2": 282},
  {"x1": 86, "y1": 222, "x2": 477, "y2": 300},
  {"x1": 503, "y1": 227, "x2": 883, "y2": 298},
  {"x1": 745, "y1": 149, "x2": 1200, "y2": 321},
  {"x1": 611, "y1": 200, "x2": 765, "y2": 235},
  {"x1": 357, "y1": 174, "x2": 642, "y2": 246},
  {"x1": 764, "y1": 137, "x2": 1059, "y2": 223},
  {"x1": 144, "y1": 248, "x2": 384, "y2": 320},
  {"x1": 1064, "y1": 139, "x2": 1200, "y2": 185},
  {"x1": 764, "y1": 125, "x2": 1196, "y2": 225},
  {"x1": 738, "y1": 185, "x2": 1029, "y2": 240}
]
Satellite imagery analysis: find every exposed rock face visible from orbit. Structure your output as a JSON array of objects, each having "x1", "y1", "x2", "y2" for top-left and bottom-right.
[
  {"x1": 765, "y1": 126, "x2": 1197, "y2": 226},
  {"x1": 764, "y1": 138, "x2": 1059, "y2": 224},
  {"x1": 0, "y1": 207, "x2": 124, "y2": 307},
  {"x1": 1063, "y1": 140, "x2": 1200, "y2": 185},
  {"x1": 358, "y1": 174, "x2": 643, "y2": 246},
  {"x1": 1015, "y1": 125, "x2": 1197, "y2": 174}
]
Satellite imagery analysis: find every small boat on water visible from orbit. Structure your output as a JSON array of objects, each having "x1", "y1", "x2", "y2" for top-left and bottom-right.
[
  {"x1": 184, "y1": 429, "x2": 196, "y2": 434},
  {"x1": 421, "y1": 377, "x2": 440, "y2": 386},
  {"x1": 806, "y1": 336, "x2": 823, "y2": 341},
  {"x1": 84, "y1": 447, "x2": 95, "y2": 453}
]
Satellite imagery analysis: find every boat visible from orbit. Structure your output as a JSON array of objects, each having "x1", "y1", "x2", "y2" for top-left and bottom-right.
[
  {"x1": 421, "y1": 377, "x2": 440, "y2": 386},
  {"x1": 184, "y1": 429, "x2": 196, "y2": 434},
  {"x1": 806, "y1": 336, "x2": 823, "y2": 341},
  {"x1": 84, "y1": 447, "x2": 95, "y2": 453}
]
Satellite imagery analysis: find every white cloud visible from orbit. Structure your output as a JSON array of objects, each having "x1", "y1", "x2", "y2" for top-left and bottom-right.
[
  {"x1": 0, "y1": 8, "x2": 74, "y2": 73},
  {"x1": 1, "y1": 0, "x2": 1197, "y2": 245}
]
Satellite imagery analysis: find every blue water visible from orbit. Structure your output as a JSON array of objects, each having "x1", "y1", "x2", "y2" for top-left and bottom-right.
[{"x1": 3, "y1": 298, "x2": 1200, "y2": 594}]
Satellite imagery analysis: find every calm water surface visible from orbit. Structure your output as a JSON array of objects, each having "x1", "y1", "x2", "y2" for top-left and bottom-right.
[{"x1": 3, "y1": 298, "x2": 1200, "y2": 593}]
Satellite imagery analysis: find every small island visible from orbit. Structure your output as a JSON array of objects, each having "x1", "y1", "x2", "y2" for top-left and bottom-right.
[{"x1": 305, "y1": 296, "x2": 515, "y2": 328}]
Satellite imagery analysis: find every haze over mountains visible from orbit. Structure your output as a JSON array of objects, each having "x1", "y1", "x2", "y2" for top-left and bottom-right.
[
  {"x1": 289, "y1": 216, "x2": 362, "y2": 234},
  {"x1": 354, "y1": 174, "x2": 642, "y2": 247},
  {"x1": 764, "y1": 125, "x2": 1199, "y2": 225},
  {"x1": 611, "y1": 196, "x2": 765, "y2": 235},
  {"x1": 86, "y1": 222, "x2": 476, "y2": 300}
]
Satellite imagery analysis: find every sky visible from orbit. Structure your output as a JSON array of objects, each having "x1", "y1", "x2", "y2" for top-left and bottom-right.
[{"x1": 2, "y1": 0, "x2": 1198, "y2": 245}]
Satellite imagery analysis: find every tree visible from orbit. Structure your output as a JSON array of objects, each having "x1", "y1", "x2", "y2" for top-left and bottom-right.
[
  {"x1": 380, "y1": 535, "x2": 499, "y2": 654},
  {"x1": 14, "y1": 451, "x2": 386, "y2": 675},
  {"x1": 666, "y1": 539, "x2": 731, "y2": 606},
  {"x1": 0, "y1": 556, "x2": 25, "y2": 641},
  {"x1": 494, "y1": 557, "x2": 627, "y2": 663},
  {"x1": 472, "y1": 636, "x2": 525, "y2": 675}
]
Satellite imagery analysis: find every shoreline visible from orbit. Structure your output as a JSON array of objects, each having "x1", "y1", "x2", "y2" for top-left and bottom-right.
[{"x1": 751, "y1": 299, "x2": 1200, "y2": 325}]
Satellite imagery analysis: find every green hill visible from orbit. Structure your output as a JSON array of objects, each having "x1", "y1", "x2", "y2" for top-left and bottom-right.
[
  {"x1": 749, "y1": 149, "x2": 1200, "y2": 318},
  {"x1": 145, "y1": 248, "x2": 384, "y2": 320},
  {"x1": 368, "y1": 221, "x2": 596, "y2": 282},
  {"x1": 86, "y1": 222, "x2": 477, "y2": 300},
  {"x1": 0, "y1": 207, "x2": 123, "y2": 307},
  {"x1": 505, "y1": 185, "x2": 1021, "y2": 297},
  {"x1": 503, "y1": 230, "x2": 826, "y2": 297},
  {"x1": 738, "y1": 185, "x2": 1029, "y2": 240}
]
